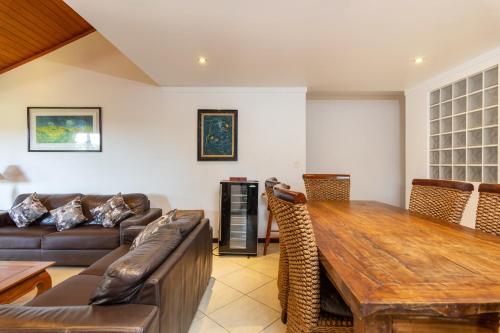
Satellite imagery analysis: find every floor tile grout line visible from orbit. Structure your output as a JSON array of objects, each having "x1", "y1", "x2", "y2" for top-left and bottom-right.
[
  {"x1": 200, "y1": 247, "x2": 281, "y2": 332},
  {"x1": 211, "y1": 265, "x2": 246, "y2": 280},
  {"x1": 258, "y1": 318, "x2": 281, "y2": 333},
  {"x1": 204, "y1": 294, "x2": 249, "y2": 330},
  {"x1": 200, "y1": 293, "x2": 246, "y2": 317},
  {"x1": 240, "y1": 278, "x2": 278, "y2": 295},
  {"x1": 212, "y1": 279, "x2": 280, "y2": 318},
  {"x1": 245, "y1": 279, "x2": 282, "y2": 313},
  {"x1": 201, "y1": 314, "x2": 231, "y2": 332},
  {"x1": 205, "y1": 295, "x2": 280, "y2": 333},
  {"x1": 244, "y1": 297, "x2": 281, "y2": 318},
  {"x1": 216, "y1": 268, "x2": 274, "y2": 291},
  {"x1": 212, "y1": 277, "x2": 247, "y2": 295},
  {"x1": 245, "y1": 265, "x2": 278, "y2": 279}
]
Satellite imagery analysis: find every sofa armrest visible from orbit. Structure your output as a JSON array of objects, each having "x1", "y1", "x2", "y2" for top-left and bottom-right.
[
  {"x1": 0, "y1": 304, "x2": 159, "y2": 333},
  {"x1": 120, "y1": 208, "x2": 162, "y2": 232},
  {"x1": 174, "y1": 209, "x2": 205, "y2": 220},
  {"x1": 0, "y1": 211, "x2": 13, "y2": 227},
  {"x1": 122, "y1": 226, "x2": 146, "y2": 244}
]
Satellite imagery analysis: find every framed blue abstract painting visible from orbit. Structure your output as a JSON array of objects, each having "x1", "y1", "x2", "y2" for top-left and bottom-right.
[{"x1": 197, "y1": 109, "x2": 238, "y2": 161}]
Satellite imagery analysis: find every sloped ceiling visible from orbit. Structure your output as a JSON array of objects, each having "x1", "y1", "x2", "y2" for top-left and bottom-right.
[
  {"x1": 66, "y1": 1, "x2": 500, "y2": 91},
  {"x1": 0, "y1": 0, "x2": 94, "y2": 75},
  {"x1": 45, "y1": 32, "x2": 156, "y2": 85}
]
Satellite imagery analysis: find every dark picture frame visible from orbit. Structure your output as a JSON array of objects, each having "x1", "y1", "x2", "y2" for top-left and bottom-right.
[
  {"x1": 197, "y1": 109, "x2": 238, "y2": 161},
  {"x1": 27, "y1": 107, "x2": 102, "y2": 152}
]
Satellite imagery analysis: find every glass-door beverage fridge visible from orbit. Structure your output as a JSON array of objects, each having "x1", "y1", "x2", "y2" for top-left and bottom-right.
[{"x1": 218, "y1": 180, "x2": 258, "y2": 255}]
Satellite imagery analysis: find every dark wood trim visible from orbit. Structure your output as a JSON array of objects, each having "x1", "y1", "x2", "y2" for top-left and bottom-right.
[
  {"x1": 260, "y1": 237, "x2": 279, "y2": 243},
  {"x1": 0, "y1": 28, "x2": 95, "y2": 75},
  {"x1": 213, "y1": 237, "x2": 279, "y2": 244},
  {"x1": 303, "y1": 173, "x2": 350, "y2": 180},
  {"x1": 412, "y1": 179, "x2": 474, "y2": 192},
  {"x1": 273, "y1": 183, "x2": 307, "y2": 204},
  {"x1": 478, "y1": 183, "x2": 500, "y2": 194},
  {"x1": 197, "y1": 109, "x2": 238, "y2": 161},
  {"x1": 27, "y1": 106, "x2": 102, "y2": 152}
]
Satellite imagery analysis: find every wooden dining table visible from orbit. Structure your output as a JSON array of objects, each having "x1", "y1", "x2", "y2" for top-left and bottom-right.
[{"x1": 307, "y1": 200, "x2": 500, "y2": 333}]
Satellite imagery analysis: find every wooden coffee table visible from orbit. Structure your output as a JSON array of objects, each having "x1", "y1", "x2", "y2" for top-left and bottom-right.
[{"x1": 0, "y1": 261, "x2": 54, "y2": 304}]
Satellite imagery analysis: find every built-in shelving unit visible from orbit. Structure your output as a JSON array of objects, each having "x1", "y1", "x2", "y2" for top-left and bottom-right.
[{"x1": 429, "y1": 66, "x2": 499, "y2": 183}]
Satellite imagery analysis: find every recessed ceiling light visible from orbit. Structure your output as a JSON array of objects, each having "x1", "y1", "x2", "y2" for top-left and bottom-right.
[
  {"x1": 198, "y1": 56, "x2": 207, "y2": 65},
  {"x1": 414, "y1": 57, "x2": 424, "y2": 64}
]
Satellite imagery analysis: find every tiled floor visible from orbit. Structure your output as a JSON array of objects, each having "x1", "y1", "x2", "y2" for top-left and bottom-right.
[
  {"x1": 11, "y1": 244, "x2": 285, "y2": 333},
  {"x1": 189, "y1": 243, "x2": 285, "y2": 333}
]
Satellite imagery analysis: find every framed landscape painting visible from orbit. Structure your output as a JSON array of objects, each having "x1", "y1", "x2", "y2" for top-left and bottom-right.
[
  {"x1": 28, "y1": 107, "x2": 102, "y2": 152},
  {"x1": 197, "y1": 109, "x2": 238, "y2": 161}
]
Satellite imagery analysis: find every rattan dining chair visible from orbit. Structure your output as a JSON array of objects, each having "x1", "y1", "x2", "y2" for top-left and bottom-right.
[
  {"x1": 264, "y1": 177, "x2": 281, "y2": 256},
  {"x1": 303, "y1": 174, "x2": 351, "y2": 201},
  {"x1": 272, "y1": 184, "x2": 353, "y2": 333},
  {"x1": 265, "y1": 177, "x2": 289, "y2": 323},
  {"x1": 475, "y1": 183, "x2": 500, "y2": 236},
  {"x1": 409, "y1": 179, "x2": 473, "y2": 224}
]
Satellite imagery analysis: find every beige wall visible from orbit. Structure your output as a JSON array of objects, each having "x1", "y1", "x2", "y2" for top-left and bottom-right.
[
  {"x1": 0, "y1": 33, "x2": 307, "y2": 237},
  {"x1": 306, "y1": 99, "x2": 404, "y2": 207}
]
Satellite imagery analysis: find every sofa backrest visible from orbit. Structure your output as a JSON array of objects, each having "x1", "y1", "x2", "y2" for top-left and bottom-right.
[
  {"x1": 134, "y1": 217, "x2": 212, "y2": 333},
  {"x1": 81, "y1": 194, "x2": 150, "y2": 218},
  {"x1": 14, "y1": 193, "x2": 151, "y2": 220},
  {"x1": 14, "y1": 193, "x2": 82, "y2": 211}
]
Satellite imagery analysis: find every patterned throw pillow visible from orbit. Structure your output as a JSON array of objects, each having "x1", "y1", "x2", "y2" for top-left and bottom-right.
[
  {"x1": 39, "y1": 214, "x2": 55, "y2": 226},
  {"x1": 9, "y1": 193, "x2": 48, "y2": 228},
  {"x1": 130, "y1": 209, "x2": 177, "y2": 251},
  {"x1": 90, "y1": 193, "x2": 135, "y2": 228},
  {"x1": 52, "y1": 197, "x2": 87, "y2": 232}
]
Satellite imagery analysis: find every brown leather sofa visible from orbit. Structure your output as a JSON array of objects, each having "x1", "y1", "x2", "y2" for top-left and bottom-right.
[
  {"x1": 0, "y1": 212, "x2": 213, "y2": 333},
  {"x1": 0, "y1": 193, "x2": 162, "y2": 265}
]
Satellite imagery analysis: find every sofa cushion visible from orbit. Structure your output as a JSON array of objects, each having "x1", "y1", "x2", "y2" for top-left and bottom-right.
[
  {"x1": 80, "y1": 245, "x2": 131, "y2": 276},
  {"x1": 90, "y1": 193, "x2": 134, "y2": 228},
  {"x1": 14, "y1": 194, "x2": 83, "y2": 226},
  {"x1": 167, "y1": 215, "x2": 201, "y2": 237},
  {"x1": 13, "y1": 193, "x2": 82, "y2": 212},
  {"x1": 130, "y1": 209, "x2": 176, "y2": 251},
  {"x1": 9, "y1": 193, "x2": 48, "y2": 228},
  {"x1": 0, "y1": 226, "x2": 55, "y2": 249},
  {"x1": 51, "y1": 197, "x2": 87, "y2": 232},
  {"x1": 82, "y1": 194, "x2": 149, "y2": 220},
  {"x1": 42, "y1": 225, "x2": 119, "y2": 250},
  {"x1": 90, "y1": 227, "x2": 182, "y2": 305},
  {"x1": 27, "y1": 275, "x2": 102, "y2": 307}
]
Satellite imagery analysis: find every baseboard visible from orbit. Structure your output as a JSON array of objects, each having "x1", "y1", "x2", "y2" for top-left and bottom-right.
[{"x1": 212, "y1": 238, "x2": 279, "y2": 243}]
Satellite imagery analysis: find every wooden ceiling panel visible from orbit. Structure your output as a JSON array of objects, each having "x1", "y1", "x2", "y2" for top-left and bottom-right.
[{"x1": 0, "y1": 0, "x2": 95, "y2": 75}]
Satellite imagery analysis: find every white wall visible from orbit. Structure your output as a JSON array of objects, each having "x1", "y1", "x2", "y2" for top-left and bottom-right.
[
  {"x1": 405, "y1": 46, "x2": 500, "y2": 228},
  {"x1": 0, "y1": 35, "x2": 307, "y2": 237},
  {"x1": 306, "y1": 99, "x2": 404, "y2": 207}
]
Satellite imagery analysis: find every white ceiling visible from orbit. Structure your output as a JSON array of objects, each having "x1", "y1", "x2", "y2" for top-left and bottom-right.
[{"x1": 65, "y1": 0, "x2": 500, "y2": 91}]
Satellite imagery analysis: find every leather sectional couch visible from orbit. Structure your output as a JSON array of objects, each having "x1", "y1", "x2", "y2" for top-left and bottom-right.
[
  {"x1": 0, "y1": 193, "x2": 162, "y2": 265},
  {"x1": 0, "y1": 211, "x2": 213, "y2": 333}
]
